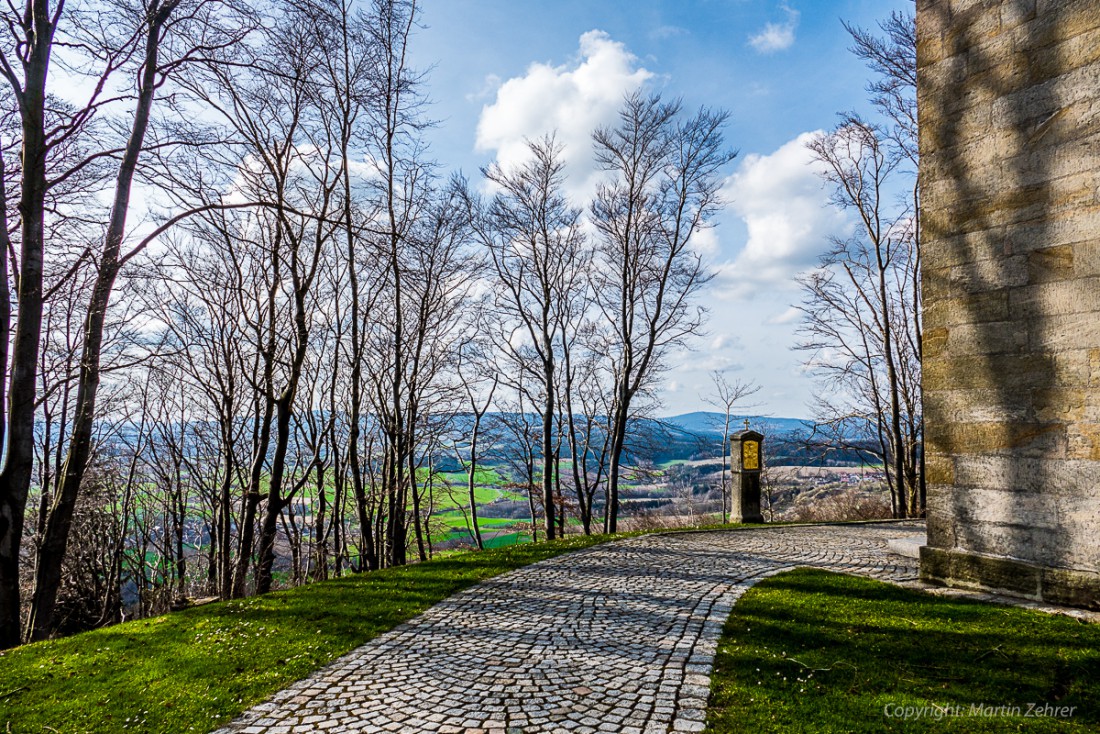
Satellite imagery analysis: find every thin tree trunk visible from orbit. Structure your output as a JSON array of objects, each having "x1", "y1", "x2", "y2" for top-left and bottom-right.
[
  {"x1": 604, "y1": 397, "x2": 629, "y2": 534},
  {"x1": 467, "y1": 415, "x2": 485, "y2": 550},
  {"x1": 408, "y1": 452, "x2": 427, "y2": 563},
  {"x1": 27, "y1": 2, "x2": 175, "y2": 640},
  {"x1": 563, "y1": 379, "x2": 592, "y2": 535},
  {"x1": 217, "y1": 437, "x2": 234, "y2": 598},
  {"x1": 541, "y1": 366, "x2": 556, "y2": 540},
  {"x1": 255, "y1": 390, "x2": 295, "y2": 594}
]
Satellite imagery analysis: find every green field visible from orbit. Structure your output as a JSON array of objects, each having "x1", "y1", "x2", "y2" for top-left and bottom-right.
[
  {"x1": 424, "y1": 465, "x2": 532, "y2": 550},
  {"x1": 434, "y1": 466, "x2": 508, "y2": 487}
]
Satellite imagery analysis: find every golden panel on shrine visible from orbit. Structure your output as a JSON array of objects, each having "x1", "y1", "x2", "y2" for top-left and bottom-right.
[{"x1": 742, "y1": 440, "x2": 760, "y2": 470}]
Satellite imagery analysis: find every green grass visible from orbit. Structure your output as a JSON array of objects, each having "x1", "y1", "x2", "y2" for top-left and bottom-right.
[
  {"x1": 0, "y1": 534, "x2": 625, "y2": 734},
  {"x1": 473, "y1": 517, "x2": 521, "y2": 528},
  {"x1": 482, "y1": 532, "x2": 532, "y2": 548},
  {"x1": 706, "y1": 569, "x2": 1100, "y2": 733},
  {"x1": 436, "y1": 466, "x2": 507, "y2": 487},
  {"x1": 426, "y1": 477, "x2": 524, "y2": 515},
  {"x1": 429, "y1": 485, "x2": 499, "y2": 510}
]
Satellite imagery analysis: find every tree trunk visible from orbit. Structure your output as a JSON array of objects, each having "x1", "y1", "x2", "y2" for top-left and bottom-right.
[
  {"x1": 217, "y1": 446, "x2": 234, "y2": 598},
  {"x1": 0, "y1": 0, "x2": 53, "y2": 649},
  {"x1": 232, "y1": 400, "x2": 272, "y2": 599},
  {"x1": 409, "y1": 452, "x2": 427, "y2": 563},
  {"x1": 255, "y1": 390, "x2": 295, "y2": 594},
  {"x1": 542, "y1": 365, "x2": 556, "y2": 540},
  {"x1": 467, "y1": 415, "x2": 484, "y2": 550},
  {"x1": 564, "y1": 398, "x2": 591, "y2": 535},
  {"x1": 27, "y1": 3, "x2": 172, "y2": 641},
  {"x1": 604, "y1": 397, "x2": 630, "y2": 534},
  {"x1": 314, "y1": 460, "x2": 328, "y2": 580}
]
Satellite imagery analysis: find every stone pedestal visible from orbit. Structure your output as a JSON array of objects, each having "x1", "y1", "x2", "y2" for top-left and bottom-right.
[{"x1": 730, "y1": 430, "x2": 764, "y2": 524}]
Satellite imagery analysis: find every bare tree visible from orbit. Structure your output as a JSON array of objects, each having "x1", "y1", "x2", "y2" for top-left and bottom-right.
[
  {"x1": 26, "y1": 0, "x2": 255, "y2": 641},
  {"x1": 591, "y1": 92, "x2": 735, "y2": 533},
  {"x1": 467, "y1": 136, "x2": 589, "y2": 541},
  {"x1": 453, "y1": 334, "x2": 499, "y2": 550},
  {"x1": 563, "y1": 342, "x2": 614, "y2": 535},
  {"x1": 0, "y1": 0, "x2": 252, "y2": 646},
  {"x1": 702, "y1": 371, "x2": 759, "y2": 523},
  {"x1": 0, "y1": 0, "x2": 75, "y2": 649},
  {"x1": 354, "y1": 0, "x2": 443, "y2": 569},
  {"x1": 799, "y1": 10, "x2": 921, "y2": 518}
]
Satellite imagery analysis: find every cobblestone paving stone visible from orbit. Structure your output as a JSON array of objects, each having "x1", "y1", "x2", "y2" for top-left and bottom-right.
[{"x1": 213, "y1": 522, "x2": 923, "y2": 734}]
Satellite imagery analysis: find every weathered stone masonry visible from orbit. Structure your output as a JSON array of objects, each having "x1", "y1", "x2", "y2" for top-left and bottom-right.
[{"x1": 917, "y1": 0, "x2": 1100, "y2": 608}]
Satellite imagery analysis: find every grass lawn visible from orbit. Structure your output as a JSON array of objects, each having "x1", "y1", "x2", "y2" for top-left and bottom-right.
[
  {"x1": 0, "y1": 534, "x2": 623, "y2": 734},
  {"x1": 706, "y1": 569, "x2": 1100, "y2": 733}
]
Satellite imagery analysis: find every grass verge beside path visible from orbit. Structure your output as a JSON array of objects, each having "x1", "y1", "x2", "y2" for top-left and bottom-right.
[
  {"x1": 706, "y1": 569, "x2": 1100, "y2": 733},
  {"x1": 0, "y1": 533, "x2": 627, "y2": 734}
]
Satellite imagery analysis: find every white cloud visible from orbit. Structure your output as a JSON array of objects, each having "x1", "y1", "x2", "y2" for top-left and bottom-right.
[
  {"x1": 688, "y1": 227, "x2": 720, "y2": 255},
  {"x1": 713, "y1": 131, "x2": 852, "y2": 298},
  {"x1": 466, "y1": 74, "x2": 502, "y2": 103},
  {"x1": 696, "y1": 354, "x2": 746, "y2": 373},
  {"x1": 767, "y1": 306, "x2": 802, "y2": 325},
  {"x1": 475, "y1": 30, "x2": 653, "y2": 201},
  {"x1": 749, "y1": 4, "x2": 800, "y2": 54}
]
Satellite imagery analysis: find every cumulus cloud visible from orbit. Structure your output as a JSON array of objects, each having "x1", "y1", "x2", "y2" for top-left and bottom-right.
[
  {"x1": 749, "y1": 4, "x2": 800, "y2": 54},
  {"x1": 475, "y1": 30, "x2": 652, "y2": 200},
  {"x1": 713, "y1": 132, "x2": 852, "y2": 298}
]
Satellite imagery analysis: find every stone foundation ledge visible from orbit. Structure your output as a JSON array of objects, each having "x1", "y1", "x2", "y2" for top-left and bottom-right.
[{"x1": 920, "y1": 545, "x2": 1100, "y2": 611}]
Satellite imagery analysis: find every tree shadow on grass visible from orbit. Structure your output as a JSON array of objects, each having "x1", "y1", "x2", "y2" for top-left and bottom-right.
[{"x1": 708, "y1": 569, "x2": 1100, "y2": 733}]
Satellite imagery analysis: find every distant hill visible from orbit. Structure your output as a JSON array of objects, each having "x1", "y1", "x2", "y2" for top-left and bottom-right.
[{"x1": 659, "y1": 412, "x2": 811, "y2": 438}]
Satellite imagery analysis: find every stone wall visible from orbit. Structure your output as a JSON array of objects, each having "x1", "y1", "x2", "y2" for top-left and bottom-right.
[{"x1": 917, "y1": 0, "x2": 1100, "y2": 608}]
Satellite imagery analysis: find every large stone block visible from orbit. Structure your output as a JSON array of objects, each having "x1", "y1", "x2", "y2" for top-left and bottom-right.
[
  {"x1": 925, "y1": 419, "x2": 1065, "y2": 457},
  {"x1": 925, "y1": 388, "x2": 1030, "y2": 424},
  {"x1": 1030, "y1": 312, "x2": 1100, "y2": 350},
  {"x1": 920, "y1": 545, "x2": 1041, "y2": 597},
  {"x1": 1011, "y1": 277, "x2": 1100, "y2": 319},
  {"x1": 1003, "y1": 207, "x2": 1100, "y2": 256},
  {"x1": 921, "y1": 546, "x2": 1100, "y2": 609},
  {"x1": 951, "y1": 456, "x2": 1099, "y2": 495},
  {"x1": 1042, "y1": 567, "x2": 1100, "y2": 609},
  {"x1": 922, "y1": 290, "x2": 1009, "y2": 328},
  {"x1": 923, "y1": 352, "x2": 1053, "y2": 391}
]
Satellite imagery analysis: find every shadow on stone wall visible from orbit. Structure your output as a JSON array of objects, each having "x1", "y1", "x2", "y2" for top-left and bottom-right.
[{"x1": 919, "y1": 0, "x2": 1098, "y2": 578}]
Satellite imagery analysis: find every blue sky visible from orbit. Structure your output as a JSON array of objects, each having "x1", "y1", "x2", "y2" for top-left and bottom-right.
[{"x1": 410, "y1": 0, "x2": 914, "y2": 419}]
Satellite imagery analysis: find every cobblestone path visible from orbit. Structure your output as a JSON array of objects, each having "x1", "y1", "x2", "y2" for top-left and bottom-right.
[{"x1": 214, "y1": 522, "x2": 922, "y2": 734}]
